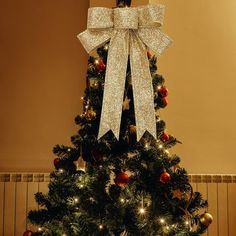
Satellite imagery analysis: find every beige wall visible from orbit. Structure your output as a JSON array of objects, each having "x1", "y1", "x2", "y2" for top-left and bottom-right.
[
  {"x1": 0, "y1": 0, "x2": 89, "y2": 172},
  {"x1": 0, "y1": 0, "x2": 236, "y2": 174},
  {"x1": 157, "y1": 0, "x2": 236, "y2": 174}
]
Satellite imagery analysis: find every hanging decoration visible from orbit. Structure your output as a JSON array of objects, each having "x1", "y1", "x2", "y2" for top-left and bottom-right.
[{"x1": 78, "y1": 4, "x2": 172, "y2": 141}]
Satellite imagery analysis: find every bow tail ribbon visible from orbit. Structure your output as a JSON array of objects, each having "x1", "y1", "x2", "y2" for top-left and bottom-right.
[
  {"x1": 98, "y1": 30, "x2": 130, "y2": 140},
  {"x1": 130, "y1": 31, "x2": 157, "y2": 140}
]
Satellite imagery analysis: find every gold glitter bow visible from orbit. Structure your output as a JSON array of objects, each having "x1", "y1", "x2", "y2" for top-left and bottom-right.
[{"x1": 78, "y1": 4, "x2": 172, "y2": 141}]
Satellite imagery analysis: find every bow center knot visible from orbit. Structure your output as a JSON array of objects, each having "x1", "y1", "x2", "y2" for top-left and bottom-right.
[{"x1": 114, "y1": 8, "x2": 138, "y2": 29}]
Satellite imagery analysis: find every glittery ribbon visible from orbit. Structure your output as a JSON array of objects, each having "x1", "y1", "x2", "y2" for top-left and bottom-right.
[{"x1": 78, "y1": 4, "x2": 172, "y2": 141}]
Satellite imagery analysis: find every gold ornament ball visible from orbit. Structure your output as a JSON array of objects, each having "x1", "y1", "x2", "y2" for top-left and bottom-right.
[
  {"x1": 86, "y1": 110, "x2": 96, "y2": 120},
  {"x1": 200, "y1": 213, "x2": 213, "y2": 226},
  {"x1": 129, "y1": 125, "x2": 136, "y2": 134},
  {"x1": 90, "y1": 80, "x2": 99, "y2": 89}
]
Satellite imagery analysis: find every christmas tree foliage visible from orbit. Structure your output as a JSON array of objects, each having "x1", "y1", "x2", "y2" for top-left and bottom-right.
[
  {"x1": 26, "y1": 44, "x2": 212, "y2": 235},
  {"x1": 26, "y1": 2, "x2": 212, "y2": 236}
]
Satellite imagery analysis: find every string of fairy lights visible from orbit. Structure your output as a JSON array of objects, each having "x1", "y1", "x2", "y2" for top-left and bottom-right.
[
  {"x1": 35, "y1": 49, "x2": 182, "y2": 235},
  {"x1": 34, "y1": 141, "x2": 193, "y2": 235},
  {"x1": 24, "y1": 44, "x2": 212, "y2": 236}
]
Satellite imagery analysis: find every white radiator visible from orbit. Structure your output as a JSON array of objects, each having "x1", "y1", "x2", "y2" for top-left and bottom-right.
[{"x1": 0, "y1": 173, "x2": 235, "y2": 236}]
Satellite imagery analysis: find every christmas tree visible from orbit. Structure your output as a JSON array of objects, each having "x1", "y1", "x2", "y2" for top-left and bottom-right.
[{"x1": 25, "y1": 1, "x2": 212, "y2": 235}]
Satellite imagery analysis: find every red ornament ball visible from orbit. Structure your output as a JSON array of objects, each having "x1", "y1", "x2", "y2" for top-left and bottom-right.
[
  {"x1": 159, "y1": 97, "x2": 168, "y2": 108},
  {"x1": 86, "y1": 109, "x2": 96, "y2": 120},
  {"x1": 160, "y1": 132, "x2": 170, "y2": 142},
  {"x1": 23, "y1": 230, "x2": 33, "y2": 236},
  {"x1": 95, "y1": 61, "x2": 106, "y2": 72},
  {"x1": 158, "y1": 86, "x2": 168, "y2": 98},
  {"x1": 53, "y1": 158, "x2": 61, "y2": 169},
  {"x1": 115, "y1": 172, "x2": 129, "y2": 187},
  {"x1": 160, "y1": 171, "x2": 171, "y2": 184}
]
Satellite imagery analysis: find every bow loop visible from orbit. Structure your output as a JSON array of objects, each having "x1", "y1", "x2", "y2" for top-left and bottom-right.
[
  {"x1": 138, "y1": 28, "x2": 172, "y2": 56},
  {"x1": 78, "y1": 29, "x2": 113, "y2": 53},
  {"x1": 87, "y1": 7, "x2": 113, "y2": 29},
  {"x1": 114, "y1": 8, "x2": 138, "y2": 29},
  {"x1": 78, "y1": 7, "x2": 113, "y2": 53},
  {"x1": 138, "y1": 4, "x2": 165, "y2": 28}
]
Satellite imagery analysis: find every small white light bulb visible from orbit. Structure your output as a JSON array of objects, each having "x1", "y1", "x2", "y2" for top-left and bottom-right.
[
  {"x1": 164, "y1": 149, "x2": 170, "y2": 154},
  {"x1": 74, "y1": 197, "x2": 79, "y2": 203},
  {"x1": 139, "y1": 208, "x2": 146, "y2": 214},
  {"x1": 99, "y1": 224, "x2": 103, "y2": 230},
  {"x1": 95, "y1": 59, "x2": 99, "y2": 64},
  {"x1": 58, "y1": 169, "x2": 64, "y2": 173},
  {"x1": 160, "y1": 218, "x2": 165, "y2": 224},
  {"x1": 120, "y1": 198, "x2": 125, "y2": 203},
  {"x1": 38, "y1": 227, "x2": 42, "y2": 232},
  {"x1": 158, "y1": 144, "x2": 163, "y2": 149},
  {"x1": 89, "y1": 197, "x2": 95, "y2": 202}
]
